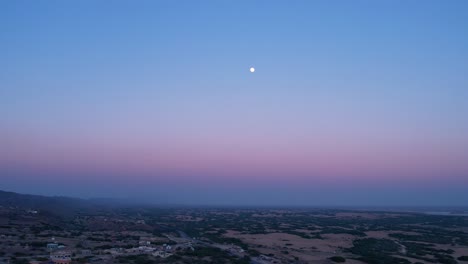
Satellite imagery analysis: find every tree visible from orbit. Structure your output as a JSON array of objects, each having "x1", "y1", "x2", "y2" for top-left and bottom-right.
[{"x1": 329, "y1": 256, "x2": 346, "y2": 263}]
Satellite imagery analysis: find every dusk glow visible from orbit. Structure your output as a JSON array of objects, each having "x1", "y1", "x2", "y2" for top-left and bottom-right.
[{"x1": 1, "y1": 1, "x2": 468, "y2": 206}]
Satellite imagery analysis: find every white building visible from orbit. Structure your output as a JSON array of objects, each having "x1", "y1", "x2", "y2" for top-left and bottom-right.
[
  {"x1": 50, "y1": 250, "x2": 72, "y2": 264},
  {"x1": 153, "y1": 251, "x2": 173, "y2": 258}
]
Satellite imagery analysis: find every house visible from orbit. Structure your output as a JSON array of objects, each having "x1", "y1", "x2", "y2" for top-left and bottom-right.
[
  {"x1": 152, "y1": 251, "x2": 173, "y2": 258},
  {"x1": 50, "y1": 250, "x2": 72, "y2": 264},
  {"x1": 139, "y1": 240, "x2": 151, "y2": 246},
  {"x1": 47, "y1": 243, "x2": 59, "y2": 251}
]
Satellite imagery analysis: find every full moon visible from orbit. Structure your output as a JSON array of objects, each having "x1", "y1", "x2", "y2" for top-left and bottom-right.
[{"x1": 250, "y1": 67, "x2": 255, "y2": 73}]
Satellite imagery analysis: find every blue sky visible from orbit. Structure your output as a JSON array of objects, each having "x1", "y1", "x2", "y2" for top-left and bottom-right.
[{"x1": 1, "y1": 1, "x2": 468, "y2": 205}]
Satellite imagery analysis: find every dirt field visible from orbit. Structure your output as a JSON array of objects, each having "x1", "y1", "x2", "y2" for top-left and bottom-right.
[{"x1": 224, "y1": 230, "x2": 361, "y2": 263}]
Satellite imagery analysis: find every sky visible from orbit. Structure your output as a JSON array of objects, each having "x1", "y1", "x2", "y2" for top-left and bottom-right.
[{"x1": 1, "y1": 0, "x2": 468, "y2": 206}]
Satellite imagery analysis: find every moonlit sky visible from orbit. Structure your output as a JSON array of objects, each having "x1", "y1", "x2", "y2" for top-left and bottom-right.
[{"x1": 1, "y1": 1, "x2": 468, "y2": 206}]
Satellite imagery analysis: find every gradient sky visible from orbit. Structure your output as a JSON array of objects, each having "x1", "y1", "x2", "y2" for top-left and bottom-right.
[{"x1": 1, "y1": 0, "x2": 468, "y2": 206}]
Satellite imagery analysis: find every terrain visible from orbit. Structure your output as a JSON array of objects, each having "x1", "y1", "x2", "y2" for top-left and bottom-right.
[{"x1": 0, "y1": 190, "x2": 467, "y2": 264}]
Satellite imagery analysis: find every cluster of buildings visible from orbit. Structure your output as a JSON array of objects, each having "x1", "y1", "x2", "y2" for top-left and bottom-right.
[
  {"x1": 42, "y1": 239, "x2": 72, "y2": 264},
  {"x1": 24, "y1": 237, "x2": 74, "y2": 264},
  {"x1": 28, "y1": 250, "x2": 72, "y2": 264},
  {"x1": 102, "y1": 243, "x2": 176, "y2": 259},
  {"x1": 27, "y1": 242, "x2": 179, "y2": 264}
]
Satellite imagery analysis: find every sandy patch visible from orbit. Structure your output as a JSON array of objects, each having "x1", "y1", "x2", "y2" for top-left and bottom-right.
[{"x1": 224, "y1": 230, "x2": 360, "y2": 262}]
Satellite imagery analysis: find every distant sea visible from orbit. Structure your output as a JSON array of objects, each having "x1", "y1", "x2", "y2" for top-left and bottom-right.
[{"x1": 424, "y1": 211, "x2": 468, "y2": 216}]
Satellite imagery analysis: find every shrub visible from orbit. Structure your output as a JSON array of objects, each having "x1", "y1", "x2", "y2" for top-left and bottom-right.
[{"x1": 329, "y1": 256, "x2": 346, "y2": 262}]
